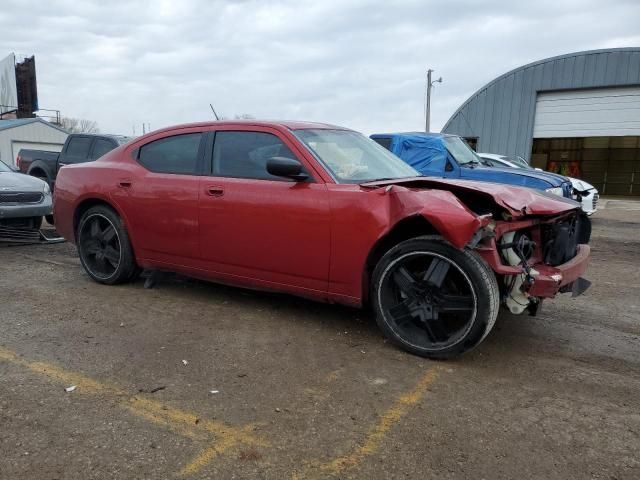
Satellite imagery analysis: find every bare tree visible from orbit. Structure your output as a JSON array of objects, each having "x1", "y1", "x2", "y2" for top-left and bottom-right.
[{"x1": 59, "y1": 117, "x2": 100, "y2": 134}]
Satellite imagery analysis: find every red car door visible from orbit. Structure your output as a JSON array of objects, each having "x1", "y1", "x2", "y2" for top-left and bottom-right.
[
  {"x1": 198, "y1": 127, "x2": 331, "y2": 297},
  {"x1": 119, "y1": 130, "x2": 205, "y2": 264}
]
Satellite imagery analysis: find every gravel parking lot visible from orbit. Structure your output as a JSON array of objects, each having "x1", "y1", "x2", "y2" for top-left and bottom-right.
[{"x1": 1, "y1": 203, "x2": 639, "y2": 480}]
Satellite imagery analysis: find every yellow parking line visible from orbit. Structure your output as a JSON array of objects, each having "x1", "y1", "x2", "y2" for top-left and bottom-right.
[
  {"x1": 0, "y1": 346, "x2": 117, "y2": 395},
  {"x1": 293, "y1": 368, "x2": 440, "y2": 479},
  {"x1": 0, "y1": 346, "x2": 268, "y2": 476}
]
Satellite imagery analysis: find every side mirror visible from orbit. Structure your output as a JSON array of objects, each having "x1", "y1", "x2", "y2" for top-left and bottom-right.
[{"x1": 266, "y1": 157, "x2": 308, "y2": 181}]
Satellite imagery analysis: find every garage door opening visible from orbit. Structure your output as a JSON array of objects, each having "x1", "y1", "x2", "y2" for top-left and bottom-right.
[{"x1": 531, "y1": 136, "x2": 640, "y2": 196}]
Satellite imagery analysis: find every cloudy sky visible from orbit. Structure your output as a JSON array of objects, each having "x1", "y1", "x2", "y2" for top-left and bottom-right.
[{"x1": 2, "y1": 0, "x2": 640, "y2": 136}]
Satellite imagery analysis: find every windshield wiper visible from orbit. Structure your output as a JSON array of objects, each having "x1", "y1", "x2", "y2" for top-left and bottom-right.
[
  {"x1": 363, "y1": 175, "x2": 421, "y2": 183},
  {"x1": 359, "y1": 176, "x2": 421, "y2": 187}
]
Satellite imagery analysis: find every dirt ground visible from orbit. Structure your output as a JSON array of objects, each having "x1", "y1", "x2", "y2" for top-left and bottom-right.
[{"x1": 1, "y1": 202, "x2": 638, "y2": 480}]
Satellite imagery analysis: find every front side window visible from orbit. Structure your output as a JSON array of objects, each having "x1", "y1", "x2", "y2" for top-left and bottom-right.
[
  {"x1": 66, "y1": 137, "x2": 92, "y2": 159},
  {"x1": 212, "y1": 131, "x2": 299, "y2": 181},
  {"x1": 138, "y1": 133, "x2": 202, "y2": 175},
  {"x1": 294, "y1": 129, "x2": 417, "y2": 183}
]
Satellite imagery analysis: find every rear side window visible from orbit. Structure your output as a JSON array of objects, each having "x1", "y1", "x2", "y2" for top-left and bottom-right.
[
  {"x1": 91, "y1": 139, "x2": 115, "y2": 160},
  {"x1": 212, "y1": 131, "x2": 298, "y2": 181},
  {"x1": 138, "y1": 133, "x2": 202, "y2": 175},
  {"x1": 66, "y1": 137, "x2": 92, "y2": 159}
]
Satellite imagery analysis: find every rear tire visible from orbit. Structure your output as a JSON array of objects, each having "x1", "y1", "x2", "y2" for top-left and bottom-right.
[
  {"x1": 371, "y1": 235, "x2": 499, "y2": 359},
  {"x1": 77, "y1": 205, "x2": 138, "y2": 285}
]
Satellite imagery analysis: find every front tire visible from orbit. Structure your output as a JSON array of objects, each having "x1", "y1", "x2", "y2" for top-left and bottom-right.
[
  {"x1": 77, "y1": 205, "x2": 138, "y2": 285},
  {"x1": 371, "y1": 236, "x2": 499, "y2": 359}
]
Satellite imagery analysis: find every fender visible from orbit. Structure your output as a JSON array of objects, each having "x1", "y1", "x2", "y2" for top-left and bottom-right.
[
  {"x1": 72, "y1": 192, "x2": 138, "y2": 249},
  {"x1": 384, "y1": 186, "x2": 483, "y2": 249},
  {"x1": 27, "y1": 161, "x2": 54, "y2": 184}
]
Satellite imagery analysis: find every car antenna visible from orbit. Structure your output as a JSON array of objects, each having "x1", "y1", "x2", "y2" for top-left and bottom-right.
[{"x1": 209, "y1": 104, "x2": 220, "y2": 120}]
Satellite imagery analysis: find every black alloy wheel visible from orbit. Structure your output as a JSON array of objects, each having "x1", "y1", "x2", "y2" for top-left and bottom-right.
[
  {"x1": 372, "y1": 236, "x2": 499, "y2": 359},
  {"x1": 79, "y1": 213, "x2": 121, "y2": 279},
  {"x1": 77, "y1": 205, "x2": 138, "y2": 285}
]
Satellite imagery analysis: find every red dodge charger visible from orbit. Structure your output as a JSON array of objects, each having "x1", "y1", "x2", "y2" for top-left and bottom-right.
[{"x1": 53, "y1": 121, "x2": 590, "y2": 358}]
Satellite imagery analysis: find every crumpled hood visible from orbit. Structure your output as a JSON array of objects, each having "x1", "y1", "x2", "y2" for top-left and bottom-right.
[
  {"x1": 568, "y1": 177, "x2": 596, "y2": 192},
  {"x1": 0, "y1": 171, "x2": 48, "y2": 191},
  {"x1": 361, "y1": 177, "x2": 581, "y2": 217}
]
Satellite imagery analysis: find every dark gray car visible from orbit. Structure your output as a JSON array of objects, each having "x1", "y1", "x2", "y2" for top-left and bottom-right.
[{"x1": 0, "y1": 160, "x2": 52, "y2": 241}]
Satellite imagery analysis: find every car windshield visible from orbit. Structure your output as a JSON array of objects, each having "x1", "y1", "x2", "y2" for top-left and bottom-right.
[
  {"x1": 444, "y1": 136, "x2": 481, "y2": 165},
  {"x1": 0, "y1": 160, "x2": 12, "y2": 172},
  {"x1": 501, "y1": 155, "x2": 532, "y2": 169},
  {"x1": 294, "y1": 129, "x2": 419, "y2": 183}
]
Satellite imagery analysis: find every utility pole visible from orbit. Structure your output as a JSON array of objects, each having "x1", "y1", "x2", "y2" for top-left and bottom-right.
[{"x1": 425, "y1": 69, "x2": 442, "y2": 132}]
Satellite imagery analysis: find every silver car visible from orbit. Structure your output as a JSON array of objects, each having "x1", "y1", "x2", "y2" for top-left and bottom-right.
[{"x1": 0, "y1": 159, "x2": 52, "y2": 242}]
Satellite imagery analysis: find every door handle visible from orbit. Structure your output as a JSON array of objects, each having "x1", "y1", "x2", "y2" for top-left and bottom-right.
[
  {"x1": 206, "y1": 186, "x2": 224, "y2": 197},
  {"x1": 118, "y1": 180, "x2": 132, "y2": 188}
]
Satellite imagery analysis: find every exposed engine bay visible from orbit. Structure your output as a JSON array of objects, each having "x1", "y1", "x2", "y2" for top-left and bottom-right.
[{"x1": 495, "y1": 212, "x2": 591, "y2": 314}]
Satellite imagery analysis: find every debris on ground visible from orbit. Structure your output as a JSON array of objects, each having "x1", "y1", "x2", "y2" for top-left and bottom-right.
[
  {"x1": 65, "y1": 385, "x2": 77, "y2": 393},
  {"x1": 136, "y1": 386, "x2": 166, "y2": 394},
  {"x1": 209, "y1": 390, "x2": 219, "y2": 394},
  {"x1": 182, "y1": 359, "x2": 188, "y2": 366}
]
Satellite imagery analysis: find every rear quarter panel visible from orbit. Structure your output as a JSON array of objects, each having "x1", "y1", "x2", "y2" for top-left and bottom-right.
[{"x1": 53, "y1": 156, "x2": 138, "y2": 248}]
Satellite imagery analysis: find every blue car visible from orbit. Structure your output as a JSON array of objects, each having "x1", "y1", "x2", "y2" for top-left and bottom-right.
[{"x1": 370, "y1": 132, "x2": 573, "y2": 199}]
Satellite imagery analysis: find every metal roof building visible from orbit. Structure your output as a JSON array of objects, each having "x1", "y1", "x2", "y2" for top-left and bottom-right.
[
  {"x1": 442, "y1": 48, "x2": 640, "y2": 195},
  {"x1": 0, "y1": 118, "x2": 68, "y2": 167}
]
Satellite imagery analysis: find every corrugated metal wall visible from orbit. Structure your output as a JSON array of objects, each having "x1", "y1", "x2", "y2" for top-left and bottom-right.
[
  {"x1": 442, "y1": 48, "x2": 640, "y2": 160},
  {"x1": 0, "y1": 120, "x2": 68, "y2": 165}
]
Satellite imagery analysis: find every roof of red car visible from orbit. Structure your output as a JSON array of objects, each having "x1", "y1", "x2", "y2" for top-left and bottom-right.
[{"x1": 152, "y1": 120, "x2": 348, "y2": 134}]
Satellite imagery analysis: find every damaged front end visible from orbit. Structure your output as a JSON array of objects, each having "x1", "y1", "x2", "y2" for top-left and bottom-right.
[
  {"x1": 361, "y1": 177, "x2": 592, "y2": 315},
  {"x1": 474, "y1": 211, "x2": 591, "y2": 315}
]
